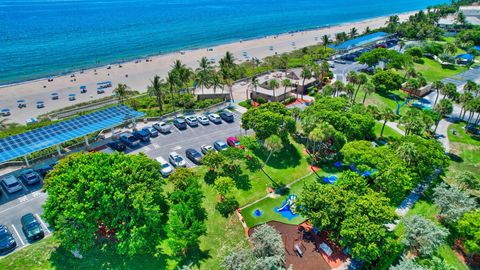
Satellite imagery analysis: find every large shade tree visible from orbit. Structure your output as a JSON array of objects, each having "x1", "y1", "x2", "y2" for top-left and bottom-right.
[{"x1": 43, "y1": 152, "x2": 168, "y2": 255}]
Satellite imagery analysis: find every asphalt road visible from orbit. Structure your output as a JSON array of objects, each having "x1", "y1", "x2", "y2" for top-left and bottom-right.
[{"x1": 0, "y1": 111, "x2": 244, "y2": 256}]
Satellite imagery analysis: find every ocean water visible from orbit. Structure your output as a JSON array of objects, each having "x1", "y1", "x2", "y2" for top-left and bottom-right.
[{"x1": 0, "y1": 0, "x2": 447, "y2": 85}]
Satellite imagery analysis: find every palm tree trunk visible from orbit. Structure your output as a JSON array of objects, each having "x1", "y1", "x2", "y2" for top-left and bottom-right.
[
  {"x1": 284, "y1": 86, "x2": 287, "y2": 101},
  {"x1": 434, "y1": 90, "x2": 440, "y2": 106},
  {"x1": 362, "y1": 92, "x2": 368, "y2": 104},
  {"x1": 301, "y1": 79, "x2": 306, "y2": 100},
  {"x1": 433, "y1": 120, "x2": 440, "y2": 134},
  {"x1": 380, "y1": 120, "x2": 387, "y2": 137},
  {"x1": 229, "y1": 85, "x2": 234, "y2": 102},
  {"x1": 273, "y1": 88, "x2": 276, "y2": 102},
  {"x1": 265, "y1": 150, "x2": 273, "y2": 165},
  {"x1": 475, "y1": 113, "x2": 480, "y2": 125}
]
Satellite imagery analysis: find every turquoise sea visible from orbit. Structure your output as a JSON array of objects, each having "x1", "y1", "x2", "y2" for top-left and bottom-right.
[{"x1": 0, "y1": 0, "x2": 447, "y2": 85}]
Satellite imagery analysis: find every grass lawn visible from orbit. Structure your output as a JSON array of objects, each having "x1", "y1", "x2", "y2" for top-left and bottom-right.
[
  {"x1": 374, "y1": 122, "x2": 403, "y2": 139},
  {"x1": 357, "y1": 89, "x2": 414, "y2": 117},
  {"x1": 447, "y1": 122, "x2": 480, "y2": 197},
  {"x1": 413, "y1": 58, "x2": 468, "y2": 82}
]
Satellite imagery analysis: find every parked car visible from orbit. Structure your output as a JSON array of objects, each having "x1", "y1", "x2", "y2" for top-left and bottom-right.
[
  {"x1": 153, "y1": 121, "x2": 173, "y2": 134},
  {"x1": 36, "y1": 101, "x2": 44, "y2": 109},
  {"x1": 1, "y1": 175, "x2": 22, "y2": 194},
  {"x1": 51, "y1": 92, "x2": 59, "y2": 100},
  {"x1": 133, "y1": 129, "x2": 150, "y2": 142},
  {"x1": 197, "y1": 115, "x2": 209, "y2": 125},
  {"x1": 169, "y1": 152, "x2": 187, "y2": 167},
  {"x1": 173, "y1": 118, "x2": 187, "y2": 130},
  {"x1": 201, "y1": 144, "x2": 215, "y2": 154},
  {"x1": 1, "y1": 109, "x2": 10, "y2": 117},
  {"x1": 0, "y1": 224, "x2": 16, "y2": 254},
  {"x1": 227, "y1": 136, "x2": 244, "y2": 149},
  {"x1": 36, "y1": 163, "x2": 55, "y2": 178},
  {"x1": 20, "y1": 169, "x2": 41, "y2": 185},
  {"x1": 21, "y1": 213, "x2": 44, "y2": 242},
  {"x1": 106, "y1": 140, "x2": 126, "y2": 152},
  {"x1": 185, "y1": 116, "x2": 199, "y2": 127},
  {"x1": 220, "y1": 110, "x2": 234, "y2": 122},
  {"x1": 208, "y1": 113, "x2": 222, "y2": 124},
  {"x1": 68, "y1": 94, "x2": 76, "y2": 101},
  {"x1": 142, "y1": 126, "x2": 158, "y2": 137},
  {"x1": 156, "y1": 156, "x2": 174, "y2": 177},
  {"x1": 185, "y1": 148, "x2": 202, "y2": 164},
  {"x1": 213, "y1": 141, "x2": 228, "y2": 151},
  {"x1": 119, "y1": 132, "x2": 140, "y2": 148},
  {"x1": 97, "y1": 88, "x2": 105, "y2": 94}
]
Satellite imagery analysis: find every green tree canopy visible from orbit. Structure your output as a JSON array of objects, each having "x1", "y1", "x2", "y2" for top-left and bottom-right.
[
  {"x1": 371, "y1": 70, "x2": 403, "y2": 93},
  {"x1": 241, "y1": 102, "x2": 295, "y2": 140},
  {"x1": 455, "y1": 210, "x2": 480, "y2": 254},
  {"x1": 433, "y1": 183, "x2": 477, "y2": 223},
  {"x1": 402, "y1": 215, "x2": 449, "y2": 256},
  {"x1": 43, "y1": 152, "x2": 168, "y2": 255}
]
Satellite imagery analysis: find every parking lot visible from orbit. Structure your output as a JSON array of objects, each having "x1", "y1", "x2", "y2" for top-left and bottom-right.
[{"x1": 0, "y1": 110, "x2": 245, "y2": 256}]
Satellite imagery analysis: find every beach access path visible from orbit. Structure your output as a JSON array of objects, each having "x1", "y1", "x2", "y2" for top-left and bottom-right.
[{"x1": 0, "y1": 11, "x2": 416, "y2": 124}]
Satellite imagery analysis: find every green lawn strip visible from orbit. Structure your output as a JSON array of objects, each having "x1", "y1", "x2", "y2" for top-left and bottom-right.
[
  {"x1": 447, "y1": 122, "x2": 480, "y2": 197},
  {"x1": 413, "y1": 58, "x2": 468, "y2": 82},
  {"x1": 374, "y1": 122, "x2": 403, "y2": 139},
  {"x1": 356, "y1": 89, "x2": 413, "y2": 117}
]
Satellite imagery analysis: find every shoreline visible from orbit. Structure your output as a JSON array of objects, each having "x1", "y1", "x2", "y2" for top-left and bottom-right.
[{"x1": 0, "y1": 10, "x2": 413, "y2": 89}]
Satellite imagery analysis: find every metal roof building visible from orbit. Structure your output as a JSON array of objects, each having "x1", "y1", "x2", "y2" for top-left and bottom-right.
[{"x1": 0, "y1": 105, "x2": 143, "y2": 164}]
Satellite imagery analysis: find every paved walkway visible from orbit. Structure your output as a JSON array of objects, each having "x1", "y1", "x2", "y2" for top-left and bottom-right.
[{"x1": 384, "y1": 121, "x2": 405, "y2": 136}]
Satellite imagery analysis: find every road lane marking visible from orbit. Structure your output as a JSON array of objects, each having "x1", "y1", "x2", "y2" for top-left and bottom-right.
[
  {"x1": 171, "y1": 146, "x2": 181, "y2": 151},
  {"x1": 18, "y1": 196, "x2": 28, "y2": 203},
  {"x1": 11, "y1": 224, "x2": 25, "y2": 246},
  {"x1": 0, "y1": 192, "x2": 47, "y2": 215},
  {"x1": 35, "y1": 214, "x2": 51, "y2": 234}
]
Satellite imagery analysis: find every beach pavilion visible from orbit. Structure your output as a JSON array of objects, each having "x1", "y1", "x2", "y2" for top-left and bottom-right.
[{"x1": 0, "y1": 105, "x2": 143, "y2": 166}]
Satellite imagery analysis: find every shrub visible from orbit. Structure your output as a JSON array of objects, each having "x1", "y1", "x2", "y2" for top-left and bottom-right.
[
  {"x1": 256, "y1": 97, "x2": 266, "y2": 104},
  {"x1": 239, "y1": 100, "x2": 253, "y2": 109},
  {"x1": 216, "y1": 197, "x2": 239, "y2": 217}
]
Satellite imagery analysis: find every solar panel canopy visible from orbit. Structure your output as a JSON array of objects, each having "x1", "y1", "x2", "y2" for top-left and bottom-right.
[{"x1": 0, "y1": 105, "x2": 144, "y2": 163}]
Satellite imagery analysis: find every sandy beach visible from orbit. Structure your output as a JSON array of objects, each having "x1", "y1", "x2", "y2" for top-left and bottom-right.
[{"x1": 0, "y1": 11, "x2": 414, "y2": 124}]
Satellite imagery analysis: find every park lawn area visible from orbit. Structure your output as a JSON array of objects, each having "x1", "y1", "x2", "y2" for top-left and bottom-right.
[
  {"x1": 358, "y1": 89, "x2": 413, "y2": 117},
  {"x1": 413, "y1": 58, "x2": 467, "y2": 82},
  {"x1": 374, "y1": 122, "x2": 403, "y2": 139},
  {"x1": 447, "y1": 122, "x2": 480, "y2": 197}
]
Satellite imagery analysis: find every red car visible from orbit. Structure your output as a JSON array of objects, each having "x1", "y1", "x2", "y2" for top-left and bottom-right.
[{"x1": 227, "y1": 136, "x2": 244, "y2": 149}]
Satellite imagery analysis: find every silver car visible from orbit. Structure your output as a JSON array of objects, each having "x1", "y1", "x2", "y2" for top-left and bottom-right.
[
  {"x1": 197, "y1": 115, "x2": 209, "y2": 125},
  {"x1": 156, "y1": 156, "x2": 174, "y2": 177},
  {"x1": 169, "y1": 152, "x2": 187, "y2": 168},
  {"x1": 1, "y1": 175, "x2": 22, "y2": 194},
  {"x1": 153, "y1": 121, "x2": 173, "y2": 134},
  {"x1": 208, "y1": 113, "x2": 222, "y2": 124}
]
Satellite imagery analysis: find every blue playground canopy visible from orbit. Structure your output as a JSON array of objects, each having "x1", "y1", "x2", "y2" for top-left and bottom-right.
[
  {"x1": 456, "y1": 53, "x2": 474, "y2": 61},
  {"x1": 323, "y1": 175, "x2": 338, "y2": 184},
  {"x1": 330, "y1": 32, "x2": 389, "y2": 51},
  {"x1": 0, "y1": 105, "x2": 143, "y2": 163}
]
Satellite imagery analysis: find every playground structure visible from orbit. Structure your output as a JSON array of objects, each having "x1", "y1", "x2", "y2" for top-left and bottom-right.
[
  {"x1": 391, "y1": 94, "x2": 413, "y2": 115},
  {"x1": 275, "y1": 194, "x2": 299, "y2": 220},
  {"x1": 323, "y1": 175, "x2": 338, "y2": 184}
]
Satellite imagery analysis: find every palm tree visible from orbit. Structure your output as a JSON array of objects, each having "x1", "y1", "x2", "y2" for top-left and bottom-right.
[
  {"x1": 166, "y1": 71, "x2": 178, "y2": 112},
  {"x1": 433, "y1": 99, "x2": 453, "y2": 133},
  {"x1": 345, "y1": 83, "x2": 355, "y2": 100},
  {"x1": 148, "y1": 75, "x2": 164, "y2": 111},
  {"x1": 264, "y1": 135, "x2": 283, "y2": 165},
  {"x1": 379, "y1": 107, "x2": 397, "y2": 137},
  {"x1": 361, "y1": 82, "x2": 375, "y2": 104},
  {"x1": 463, "y1": 80, "x2": 478, "y2": 96},
  {"x1": 113, "y1": 83, "x2": 128, "y2": 104},
  {"x1": 353, "y1": 73, "x2": 368, "y2": 101},
  {"x1": 0, "y1": 118, "x2": 9, "y2": 131},
  {"x1": 364, "y1": 27, "x2": 371, "y2": 34},
  {"x1": 211, "y1": 71, "x2": 223, "y2": 95},
  {"x1": 332, "y1": 80, "x2": 344, "y2": 97},
  {"x1": 349, "y1": 27, "x2": 358, "y2": 38},
  {"x1": 458, "y1": 92, "x2": 473, "y2": 119},
  {"x1": 456, "y1": 11, "x2": 467, "y2": 25},
  {"x1": 300, "y1": 66, "x2": 312, "y2": 99},
  {"x1": 269, "y1": 80, "x2": 280, "y2": 101},
  {"x1": 220, "y1": 52, "x2": 236, "y2": 102},
  {"x1": 397, "y1": 142, "x2": 417, "y2": 166},
  {"x1": 250, "y1": 75, "x2": 259, "y2": 96},
  {"x1": 195, "y1": 56, "x2": 212, "y2": 94},
  {"x1": 398, "y1": 40, "x2": 406, "y2": 52},
  {"x1": 280, "y1": 54, "x2": 289, "y2": 75},
  {"x1": 443, "y1": 42, "x2": 456, "y2": 55},
  {"x1": 432, "y1": 80, "x2": 444, "y2": 106},
  {"x1": 282, "y1": 79, "x2": 292, "y2": 101},
  {"x1": 321, "y1": 34, "x2": 330, "y2": 53},
  {"x1": 441, "y1": 82, "x2": 457, "y2": 101}
]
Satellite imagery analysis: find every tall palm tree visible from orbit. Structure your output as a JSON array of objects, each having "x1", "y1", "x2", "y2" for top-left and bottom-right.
[
  {"x1": 250, "y1": 75, "x2": 259, "y2": 100},
  {"x1": 458, "y1": 92, "x2": 473, "y2": 119},
  {"x1": 269, "y1": 79, "x2": 280, "y2": 102},
  {"x1": 166, "y1": 71, "x2": 178, "y2": 112},
  {"x1": 280, "y1": 54, "x2": 289, "y2": 76},
  {"x1": 220, "y1": 52, "x2": 236, "y2": 102},
  {"x1": 300, "y1": 65, "x2": 312, "y2": 99},
  {"x1": 364, "y1": 27, "x2": 371, "y2": 34},
  {"x1": 332, "y1": 80, "x2": 344, "y2": 97},
  {"x1": 321, "y1": 35, "x2": 330, "y2": 53},
  {"x1": 349, "y1": 27, "x2": 358, "y2": 38},
  {"x1": 379, "y1": 107, "x2": 397, "y2": 137},
  {"x1": 113, "y1": 83, "x2": 128, "y2": 104},
  {"x1": 211, "y1": 71, "x2": 223, "y2": 95},
  {"x1": 432, "y1": 80, "x2": 444, "y2": 106},
  {"x1": 397, "y1": 142, "x2": 417, "y2": 166},
  {"x1": 195, "y1": 57, "x2": 212, "y2": 94},
  {"x1": 443, "y1": 42, "x2": 456, "y2": 55},
  {"x1": 346, "y1": 71, "x2": 358, "y2": 88},
  {"x1": 361, "y1": 82, "x2": 375, "y2": 104},
  {"x1": 353, "y1": 73, "x2": 368, "y2": 101},
  {"x1": 463, "y1": 80, "x2": 478, "y2": 96},
  {"x1": 345, "y1": 83, "x2": 355, "y2": 100},
  {"x1": 282, "y1": 79, "x2": 292, "y2": 101},
  {"x1": 148, "y1": 75, "x2": 164, "y2": 111}
]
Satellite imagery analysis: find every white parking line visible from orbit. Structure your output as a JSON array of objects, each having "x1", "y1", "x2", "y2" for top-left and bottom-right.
[
  {"x1": 18, "y1": 196, "x2": 28, "y2": 203},
  {"x1": 11, "y1": 224, "x2": 25, "y2": 246},
  {"x1": 35, "y1": 214, "x2": 51, "y2": 234}
]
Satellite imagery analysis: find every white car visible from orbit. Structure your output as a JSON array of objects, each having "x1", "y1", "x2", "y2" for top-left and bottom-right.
[
  {"x1": 200, "y1": 144, "x2": 215, "y2": 155},
  {"x1": 185, "y1": 116, "x2": 199, "y2": 127},
  {"x1": 169, "y1": 152, "x2": 187, "y2": 167},
  {"x1": 208, "y1": 113, "x2": 221, "y2": 124},
  {"x1": 156, "y1": 156, "x2": 174, "y2": 177},
  {"x1": 197, "y1": 115, "x2": 209, "y2": 125},
  {"x1": 153, "y1": 121, "x2": 173, "y2": 134},
  {"x1": 1, "y1": 175, "x2": 22, "y2": 194}
]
